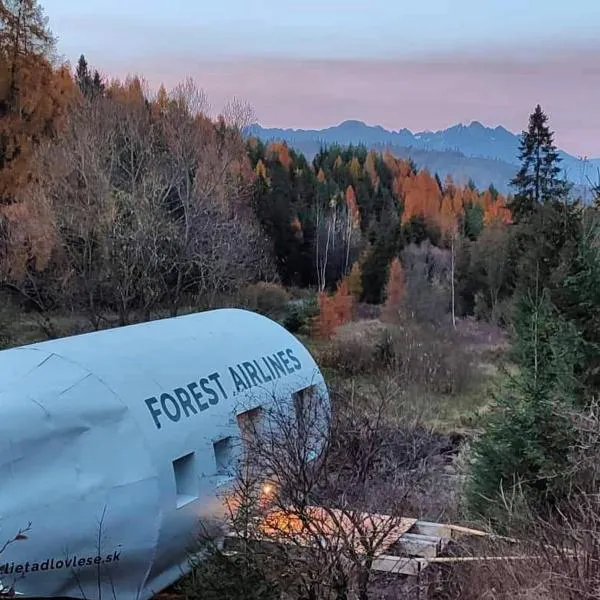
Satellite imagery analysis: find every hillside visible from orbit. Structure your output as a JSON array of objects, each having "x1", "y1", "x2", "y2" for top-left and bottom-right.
[{"x1": 247, "y1": 120, "x2": 599, "y2": 196}]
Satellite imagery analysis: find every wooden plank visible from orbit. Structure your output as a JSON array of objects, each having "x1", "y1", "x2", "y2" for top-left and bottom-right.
[
  {"x1": 403, "y1": 532, "x2": 442, "y2": 544},
  {"x1": 256, "y1": 507, "x2": 417, "y2": 555},
  {"x1": 411, "y1": 521, "x2": 452, "y2": 539},
  {"x1": 446, "y1": 524, "x2": 493, "y2": 540},
  {"x1": 371, "y1": 555, "x2": 428, "y2": 576},
  {"x1": 427, "y1": 555, "x2": 541, "y2": 563},
  {"x1": 397, "y1": 533, "x2": 441, "y2": 558}
]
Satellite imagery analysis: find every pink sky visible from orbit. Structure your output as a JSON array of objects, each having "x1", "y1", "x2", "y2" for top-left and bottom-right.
[{"x1": 102, "y1": 48, "x2": 600, "y2": 157}]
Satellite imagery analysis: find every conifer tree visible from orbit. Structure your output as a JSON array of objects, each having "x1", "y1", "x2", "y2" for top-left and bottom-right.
[
  {"x1": 91, "y1": 70, "x2": 105, "y2": 97},
  {"x1": 554, "y1": 217, "x2": 600, "y2": 398},
  {"x1": 467, "y1": 283, "x2": 582, "y2": 525},
  {"x1": 75, "y1": 54, "x2": 92, "y2": 97},
  {"x1": 509, "y1": 104, "x2": 571, "y2": 221}
]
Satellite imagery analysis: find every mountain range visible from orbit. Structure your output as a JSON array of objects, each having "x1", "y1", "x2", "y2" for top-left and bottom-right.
[{"x1": 246, "y1": 120, "x2": 600, "y2": 197}]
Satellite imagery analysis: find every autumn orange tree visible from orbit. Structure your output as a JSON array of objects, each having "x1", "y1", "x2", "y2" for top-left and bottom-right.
[
  {"x1": 381, "y1": 257, "x2": 405, "y2": 322},
  {"x1": 0, "y1": 0, "x2": 78, "y2": 310},
  {"x1": 314, "y1": 278, "x2": 354, "y2": 339}
]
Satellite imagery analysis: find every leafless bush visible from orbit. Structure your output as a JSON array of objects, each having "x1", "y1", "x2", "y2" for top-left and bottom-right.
[
  {"x1": 383, "y1": 322, "x2": 475, "y2": 395},
  {"x1": 431, "y1": 492, "x2": 600, "y2": 600},
  {"x1": 320, "y1": 319, "x2": 476, "y2": 395},
  {"x1": 318, "y1": 320, "x2": 387, "y2": 377},
  {"x1": 401, "y1": 241, "x2": 452, "y2": 326}
]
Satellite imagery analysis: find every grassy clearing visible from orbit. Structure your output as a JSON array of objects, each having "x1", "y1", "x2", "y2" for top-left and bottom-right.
[{"x1": 308, "y1": 316, "x2": 507, "y2": 436}]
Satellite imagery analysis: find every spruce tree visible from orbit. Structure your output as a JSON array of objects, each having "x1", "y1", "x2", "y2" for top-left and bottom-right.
[
  {"x1": 466, "y1": 284, "x2": 582, "y2": 526},
  {"x1": 509, "y1": 104, "x2": 571, "y2": 221},
  {"x1": 553, "y1": 216, "x2": 600, "y2": 398},
  {"x1": 75, "y1": 54, "x2": 92, "y2": 96},
  {"x1": 91, "y1": 69, "x2": 105, "y2": 97}
]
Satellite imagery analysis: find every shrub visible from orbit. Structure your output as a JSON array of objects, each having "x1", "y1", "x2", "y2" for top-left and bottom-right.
[
  {"x1": 346, "y1": 261, "x2": 363, "y2": 300},
  {"x1": 385, "y1": 322, "x2": 475, "y2": 395},
  {"x1": 319, "y1": 320, "x2": 386, "y2": 376},
  {"x1": 237, "y1": 282, "x2": 290, "y2": 320},
  {"x1": 0, "y1": 313, "x2": 12, "y2": 349},
  {"x1": 282, "y1": 296, "x2": 318, "y2": 334},
  {"x1": 179, "y1": 541, "x2": 279, "y2": 600},
  {"x1": 320, "y1": 319, "x2": 475, "y2": 395}
]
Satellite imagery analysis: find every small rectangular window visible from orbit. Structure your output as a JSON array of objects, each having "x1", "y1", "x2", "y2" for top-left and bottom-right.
[
  {"x1": 292, "y1": 385, "x2": 317, "y2": 438},
  {"x1": 213, "y1": 436, "x2": 234, "y2": 476},
  {"x1": 173, "y1": 452, "x2": 198, "y2": 508},
  {"x1": 237, "y1": 406, "x2": 263, "y2": 451}
]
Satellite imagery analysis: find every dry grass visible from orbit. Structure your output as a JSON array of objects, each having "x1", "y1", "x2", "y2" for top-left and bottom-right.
[{"x1": 317, "y1": 318, "x2": 490, "y2": 397}]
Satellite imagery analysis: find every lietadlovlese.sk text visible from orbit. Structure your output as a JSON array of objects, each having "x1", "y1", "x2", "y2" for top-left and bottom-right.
[{"x1": 0, "y1": 551, "x2": 120, "y2": 575}]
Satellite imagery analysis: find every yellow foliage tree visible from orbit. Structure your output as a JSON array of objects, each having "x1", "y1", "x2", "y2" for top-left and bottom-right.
[
  {"x1": 255, "y1": 159, "x2": 270, "y2": 185},
  {"x1": 346, "y1": 261, "x2": 363, "y2": 300},
  {"x1": 349, "y1": 156, "x2": 361, "y2": 180},
  {"x1": 345, "y1": 185, "x2": 360, "y2": 230},
  {"x1": 365, "y1": 151, "x2": 379, "y2": 191}
]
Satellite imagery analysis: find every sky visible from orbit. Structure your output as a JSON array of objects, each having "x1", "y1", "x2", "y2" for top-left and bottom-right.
[{"x1": 43, "y1": 0, "x2": 600, "y2": 157}]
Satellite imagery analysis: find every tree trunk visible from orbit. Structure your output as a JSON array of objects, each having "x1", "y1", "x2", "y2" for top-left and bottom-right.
[
  {"x1": 451, "y1": 233, "x2": 456, "y2": 328},
  {"x1": 357, "y1": 560, "x2": 372, "y2": 600}
]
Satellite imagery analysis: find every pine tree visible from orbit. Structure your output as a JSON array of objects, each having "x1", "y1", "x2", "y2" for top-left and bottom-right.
[
  {"x1": 75, "y1": 54, "x2": 92, "y2": 97},
  {"x1": 509, "y1": 104, "x2": 571, "y2": 221},
  {"x1": 553, "y1": 217, "x2": 600, "y2": 398},
  {"x1": 466, "y1": 284, "x2": 582, "y2": 526},
  {"x1": 91, "y1": 70, "x2": 105, "y2": 96}
]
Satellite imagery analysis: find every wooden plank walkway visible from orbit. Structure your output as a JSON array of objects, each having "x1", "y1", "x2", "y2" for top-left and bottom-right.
[{"x1": 223, "y1": 507, "x2": 496, "y2": 576}]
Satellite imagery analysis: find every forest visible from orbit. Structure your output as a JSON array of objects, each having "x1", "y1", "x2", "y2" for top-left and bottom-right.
[{"x1": 2, "y1": 0, "x2": 600, "y2": 599}]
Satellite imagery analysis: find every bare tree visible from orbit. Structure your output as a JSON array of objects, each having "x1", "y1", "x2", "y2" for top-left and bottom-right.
[
  {"x1": 402, "y1": 241, "x2": 452, "y2": 325},
  {"x1": 29, "y1": 77, "x2": 274, "y2": 325},
  {"x1": 158, "y1": 79, "x2": 274, "y2": 314},
  {"x1": 315, "y1": 193, "x2": 360, "y2": 292},
  {"x1": 470, "y1": 222, "x2": 511, "y2": 324},
  {"x1": 36, "y1": 89, "x2": 175, "y2": 327}
]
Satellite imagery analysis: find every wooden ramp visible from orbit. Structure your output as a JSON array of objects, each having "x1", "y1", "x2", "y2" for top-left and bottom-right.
[{"x1": 223, "y1": 507, "x2": 493, "y2": 576}]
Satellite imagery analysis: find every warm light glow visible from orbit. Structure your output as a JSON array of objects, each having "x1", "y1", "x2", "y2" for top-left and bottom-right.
[{"x1": 262, "y1": 483, "x2": 273, "y2": 495}]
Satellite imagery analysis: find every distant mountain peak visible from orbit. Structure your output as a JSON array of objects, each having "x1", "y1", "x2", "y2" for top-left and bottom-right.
[{"x1": 338, "y1": 119, "x2": 368, "y2": 128}]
